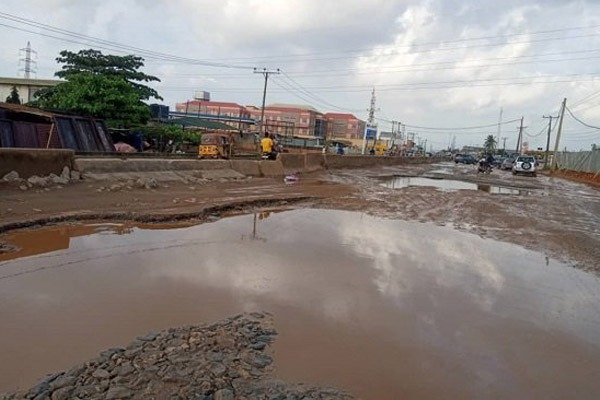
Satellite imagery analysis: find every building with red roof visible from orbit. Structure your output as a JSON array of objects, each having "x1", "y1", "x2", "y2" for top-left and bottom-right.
[{"x1": 324, "y1": 113, "x2": 366, "y2": 140}]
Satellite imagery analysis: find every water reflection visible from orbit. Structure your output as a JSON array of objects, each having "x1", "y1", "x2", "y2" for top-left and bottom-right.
[
  {"x1": 382, "y1": 176, "x2": 527, "y2": 195},
  {"x1": 382, "y1": 176, "x2": 478, "y2": 191},
  {"x1": 477, "y1": 184, "x2": 522, "y2": 195},
  {"x1": 0, "y1": 224, "x2": 133, "y2": 262},
  {"x1": 1, "y1": 210, "x2": 599, "y2": 399}
]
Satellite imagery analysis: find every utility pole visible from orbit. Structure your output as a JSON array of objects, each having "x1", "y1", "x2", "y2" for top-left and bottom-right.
[
  {"x1": 551, "y1": 98, "x2": 567, "y2": 169},
  {"x1": 502, "y1": 137, "x2": 507, "y2": 153},
  {"x1": 254, "y1": 68, "x2": 280, "y2": 134},
  {"x1": 497, "y1": 107, "x2": 503, "y2": 147},
  {"x1": 515, "y1": 117, "x2": 524, "y2": 153},
  {"x1": 543, "y1": 114, "x2": 558, "y2": 166}
]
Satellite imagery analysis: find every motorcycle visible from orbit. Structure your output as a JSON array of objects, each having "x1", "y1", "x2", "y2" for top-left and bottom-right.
[
  {"x1": 261, "y1": 151, "x2": 277, "y2": 161},
  {"x1": 477, "y1": 159, "x2": 492, "y2": 174}
]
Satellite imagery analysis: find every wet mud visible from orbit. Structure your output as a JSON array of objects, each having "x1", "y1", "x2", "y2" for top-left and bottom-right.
[
  {"x1": 326, "y1": 162, "x2": 600, "y2": 274},
  {"x1": 1, "y1": 210, "x2": 599, "y2": 399}
]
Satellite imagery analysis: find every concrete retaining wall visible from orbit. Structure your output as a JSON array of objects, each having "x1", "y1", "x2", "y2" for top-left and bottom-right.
[
  {"x1": 306, "y1": 153, "x2": 326, "y2": 171},
  {"x1": 0, "y1": 148, "x2": 74, "y2": 179},
  {"x1": 69, "y1": 154, "x2": 439, "y2": 179},
  {"x1": 75, "y1": 158, "x2": 231, "y2": 174},
  {"x1": 279, "y1": 153, "x2": 306, "y2": 171},
  {"x1": 230, "y1": 159, "x2": 261, "y2": 176},
  {"x1": 259, "y1": 160, "x2": 285, "y2": 177}
]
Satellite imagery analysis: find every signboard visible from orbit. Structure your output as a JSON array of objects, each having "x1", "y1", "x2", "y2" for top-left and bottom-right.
[{"x1": 365, "y1": 127, "x2": 377, "y2": 139}]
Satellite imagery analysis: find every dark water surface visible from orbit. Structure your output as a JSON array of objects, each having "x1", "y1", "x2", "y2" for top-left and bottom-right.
[{"x1": 1, "y1": 209, "x2": 599, "y2": 399}]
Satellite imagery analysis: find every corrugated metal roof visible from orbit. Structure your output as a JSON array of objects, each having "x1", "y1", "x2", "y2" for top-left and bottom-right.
[
  {"x1": 0, "y1": 102, "x2": 55, "y2": 119},
  {"x1": 166, "y1": 117, "x2": 237, "y2": 131}
]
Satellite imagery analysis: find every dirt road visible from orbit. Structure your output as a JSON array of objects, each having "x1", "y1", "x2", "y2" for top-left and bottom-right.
[
  {"x1": 2, "y1": 161, "x2": 600, "y2": 399},
  {"x1": 2, "y1": 161, "x2": 598, "y2": 274}
]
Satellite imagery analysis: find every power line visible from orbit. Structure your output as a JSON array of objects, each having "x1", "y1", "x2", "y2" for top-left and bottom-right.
[
  {"x1": 277, "y1": 72, "x2": 364, "y2": 113},
  {"x1": 248, "y1": 72, "x2": 600, "y2": 91},
  {"x1": 378, "y1": 118, "x2": 522, "y2": 131},
  {"x1": 524, "y1": 125, "x2": 548, "y2": 138},
  {"x1": 142, "y1": 47, "x2": 600, "y2": 77},
  {"x1": 0, "y1": 16, "x2": 254, "y2": 70},
  {"x1": 570, "y1": 89, "x2": 600, "y2": 109},
  {"x1": 203, "y1": 24, "x2": 600, "y2": 62},
  {"x1": 2, "y1": 10, "x2": 600, "y2": 70},
  {"x1": 217, "y1": 32, "x2": 600, "y2": 66},
  {"x1": 565, "y1": 106, "x2": 600, "y2": 129},
  {"x1": 161, "y1": 76, "x2": 599, "y2": 95},
  {"x1": 143, "y1": 47, "x2": 598, "y2": 75},
  {"x1": 280, "y1": 55, "x2": 600, "y2": 77}
]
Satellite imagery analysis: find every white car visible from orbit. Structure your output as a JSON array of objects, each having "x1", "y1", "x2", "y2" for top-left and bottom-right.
[{"x1": 512, "y1": 155, "x2": 537, "y2": 177}]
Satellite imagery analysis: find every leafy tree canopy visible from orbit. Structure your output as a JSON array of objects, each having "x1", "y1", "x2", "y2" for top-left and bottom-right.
[
  {"x1": 137, "y1": 124, "x2": 202, "y2": 146},
  {"x1": 35, "y1": 49, "x2": 162, "y2": 128},
  {"x1": 5, "y1": 86, "x2": 21, "y2": 104}
]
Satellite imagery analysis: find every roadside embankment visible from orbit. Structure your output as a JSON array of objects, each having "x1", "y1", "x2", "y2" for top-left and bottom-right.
[
  {"x1": 0, "y1": 148, "x2": 74, "y2": 179},
  {"x1": 548, "y1": 169, "x2": 600, "y2": 187},
  {"x1": 2, "y1": 149, "x2": 441, "y2": 182},
  {"x1": 74, "y1": 154, "x2": 440, "y2": 179}
]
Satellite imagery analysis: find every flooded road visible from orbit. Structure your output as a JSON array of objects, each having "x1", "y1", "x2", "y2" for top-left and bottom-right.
[
  {"x1": 381, "y1": 176, "x2": 529, "y2": 195},
  {"x1": 1, "y1": 209, "x2": 600, "y2": 399}
]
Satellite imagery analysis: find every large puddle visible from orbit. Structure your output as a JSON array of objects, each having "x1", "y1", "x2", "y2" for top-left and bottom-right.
[
  {"x1": 382, "y1": 176, "x2": 526, "y2": 195},
  {"x1": 1, "y1": 210, "x2": 600, "y2": 399}
]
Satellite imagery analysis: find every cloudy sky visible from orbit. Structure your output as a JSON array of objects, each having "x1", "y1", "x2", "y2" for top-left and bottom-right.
[{"x1": 0, "y1": 0, "x2": 599, "y2": 150}]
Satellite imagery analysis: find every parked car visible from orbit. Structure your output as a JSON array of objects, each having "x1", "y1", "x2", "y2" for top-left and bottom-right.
[
  {"x1": 501, "y1": 157, "x2": 516, "y2": 170},
  {"x1": 454, "y1": 154, "x2": 477, "y2": 164},
  {"x1": 512, "y1": 155, "x2": 537, "y2": 177},
  {"x1": 492, "y1": 156, "x2": 505, "y2": 168}
]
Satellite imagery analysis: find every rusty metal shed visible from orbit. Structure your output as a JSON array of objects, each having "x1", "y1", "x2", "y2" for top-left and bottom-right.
[{"x1": 0, "y1": 102, "x2": 115, "y2": 152}]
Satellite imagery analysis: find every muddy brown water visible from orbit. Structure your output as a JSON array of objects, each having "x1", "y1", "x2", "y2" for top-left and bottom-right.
[
  {"x1": 1, "y1": 209, "x2": 600, "y2": 399},
  {"x1": 381, "y1": 176, "x2": 530, "y2": 195}
]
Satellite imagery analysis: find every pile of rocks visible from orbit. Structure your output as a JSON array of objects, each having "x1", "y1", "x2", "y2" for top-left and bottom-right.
[
  {"x1": 4, "y1": 313, "x2": 353, "y2": 400},
  {"x1": 1, "y1": 167, "x2": 81, "y2": 191},
  {"x1": 96, "y1": 178, "x2": 160, "y2": 192}
]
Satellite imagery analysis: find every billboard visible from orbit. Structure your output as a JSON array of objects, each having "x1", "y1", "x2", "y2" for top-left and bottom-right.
[{"x1": 365, "y1": 127, "x2": 377, "y2": 139}]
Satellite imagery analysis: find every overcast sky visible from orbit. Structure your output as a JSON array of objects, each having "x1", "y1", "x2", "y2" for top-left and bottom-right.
[{"x1": 1, "y1": 0, "x2": 599, "y2": 150}]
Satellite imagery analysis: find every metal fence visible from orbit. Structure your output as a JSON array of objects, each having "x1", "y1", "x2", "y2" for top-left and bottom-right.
[{"x1": 555, "y1": 150, "x2": 600, "y2": 173}]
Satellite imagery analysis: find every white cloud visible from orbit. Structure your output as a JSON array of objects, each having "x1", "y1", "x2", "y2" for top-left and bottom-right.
[{"x1": 0, "y1": 0, "x2": 598, "y2": 149}]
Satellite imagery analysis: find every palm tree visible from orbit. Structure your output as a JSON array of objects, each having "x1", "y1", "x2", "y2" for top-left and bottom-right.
[{"x1": 484, "y1": 135, "x2": 497, "y2": 154}]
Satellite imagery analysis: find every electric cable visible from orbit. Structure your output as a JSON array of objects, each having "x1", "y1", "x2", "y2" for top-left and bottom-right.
[{"x1": 565, "y1": 106, "x2": 600, "y2": 129}]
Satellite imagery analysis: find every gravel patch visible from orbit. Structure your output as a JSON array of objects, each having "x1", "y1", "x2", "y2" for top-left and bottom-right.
[{"x1": 3, "y1": 313, "x2": 353, "y2": 400}]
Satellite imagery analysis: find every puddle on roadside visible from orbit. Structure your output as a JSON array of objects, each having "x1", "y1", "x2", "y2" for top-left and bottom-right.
[
  {"x1": 381, "y1": 176, "x2": 477, "y2": 191},
  {"x1": 1, "y1": 209, "x2": 600, "y2": 399},
  {"x1": 428, "y1": 168, "x2": 454, "y2": 175},
  {"x1": 381, "y1": 176, "x2": 528, "y2": 195}
]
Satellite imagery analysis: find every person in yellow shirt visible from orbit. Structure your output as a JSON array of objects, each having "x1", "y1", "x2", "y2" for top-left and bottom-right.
[{"x1": 260, "y1": 132, "x2": 276, "y2": 159}]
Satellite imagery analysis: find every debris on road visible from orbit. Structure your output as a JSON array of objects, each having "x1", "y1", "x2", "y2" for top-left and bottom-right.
[{"x1": 4, "y1": 313, "x2": 353, "y2": 400}]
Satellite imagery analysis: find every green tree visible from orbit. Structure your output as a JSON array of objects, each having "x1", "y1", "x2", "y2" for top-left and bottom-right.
[
  {"x1": 34, "y1": 49, "x2": 162, "y2": 128},
  {"x1": 484, "y1": 135, "x2": 497, "y2": 154},
  {"x1": 5, "y1": 86, "x2": 21, "y2": 104}
]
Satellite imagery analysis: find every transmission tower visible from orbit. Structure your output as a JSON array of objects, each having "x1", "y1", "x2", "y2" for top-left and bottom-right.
[
  {"x1": 367, "y1": 88, "x2": 376, "y2": 125},
  {"x1": 362, "y1": 88, "x2": 379, "y2": 154},
  {"x1": 19, "y1": 41, "x2": 37, "y2": 79}
]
